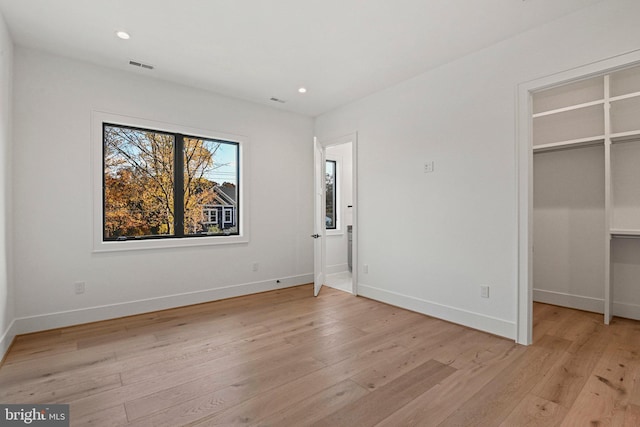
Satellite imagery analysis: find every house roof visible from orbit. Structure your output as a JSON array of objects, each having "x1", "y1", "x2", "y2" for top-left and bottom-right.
[{"x1": 208, "y1": 186, "x2": 236, "y2": 207}]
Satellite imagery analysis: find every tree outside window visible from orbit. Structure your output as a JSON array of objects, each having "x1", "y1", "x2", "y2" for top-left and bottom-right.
[{"x1": 103, "y1": 123, "x2": 239, "y2": 240}]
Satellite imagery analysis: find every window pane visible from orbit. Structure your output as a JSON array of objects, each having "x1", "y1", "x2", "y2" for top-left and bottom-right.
[
  {"x1": 326, "y1": 160, "x2": 336, "y2": 229},
  {"x1": 104, "y1": 125, "x2": 175, "y2": 239},
  {"x1": 183, "y1": 137, "x2": 239, "y2": 236}
]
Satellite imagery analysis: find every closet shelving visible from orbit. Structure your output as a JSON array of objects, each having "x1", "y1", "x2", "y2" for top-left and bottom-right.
[
  {"x1": 610, "y1": 229, "x2": 640, "y2": 237},
  {"x1": 533, "y1": 64, "x2": 640, "y2": 324}
]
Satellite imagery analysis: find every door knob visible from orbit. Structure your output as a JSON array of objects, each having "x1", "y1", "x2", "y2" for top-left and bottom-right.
[{"x1": 311, "y1": 234, "x2": 320, "y2": 239}]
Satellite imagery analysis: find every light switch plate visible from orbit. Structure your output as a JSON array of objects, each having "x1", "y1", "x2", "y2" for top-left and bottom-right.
[{"x1": 424, "y1": 161, "x2": 434, "y2": 173}]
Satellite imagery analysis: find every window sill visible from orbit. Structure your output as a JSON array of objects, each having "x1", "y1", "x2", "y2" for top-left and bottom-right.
[{"x1": 93, "y1": 234, "x2": 249, "y2": 253}]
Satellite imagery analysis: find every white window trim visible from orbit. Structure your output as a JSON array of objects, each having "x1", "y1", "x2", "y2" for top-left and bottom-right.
[
  {"x1": 206, "y1": 208, "x2": 218, "y2": 225},
  {"x1": 223, "y1": 207, "x2": 233, "y2": 225},
  {"x1": 92, "y1": 111, "x2": 250, "y2": 252}
]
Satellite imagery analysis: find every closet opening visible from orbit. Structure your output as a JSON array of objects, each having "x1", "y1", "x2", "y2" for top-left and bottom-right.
[{"x1": 529, "y1": 62, "x2": 640, "y2": 342}]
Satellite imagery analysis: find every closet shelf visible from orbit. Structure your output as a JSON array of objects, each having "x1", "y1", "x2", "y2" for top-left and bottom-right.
[
  {"x1": 611, "y1": 129, "x2": 640, "y2": 143},
  {"x1": 610, "y1": 90, "x2": 640, "y2": 103},
  {"x1": 533, "y1": 135, "x2": 605, "y2": 153},
  {"x1": 532, "y1": 91, "x2": 640, "y2": 119},
  {"x1": 611, "y1": 229, "x2": 640, "y2": 238},
  {"x1": 532, "y1": 99, "x2": 604, "y2": 118}
]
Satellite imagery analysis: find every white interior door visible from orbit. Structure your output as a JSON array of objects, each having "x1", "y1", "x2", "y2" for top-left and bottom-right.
[{"x1": 313, "y1": 138, "x2": 326, "y2": 296}]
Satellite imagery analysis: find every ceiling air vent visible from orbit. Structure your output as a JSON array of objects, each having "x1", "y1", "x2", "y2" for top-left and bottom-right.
[
  {"x1": 270, "y1": 97, "x2": 286, "y2": 103},
  {"x1": 129, "y1": 60, "x2": 154, "y2": 70}
]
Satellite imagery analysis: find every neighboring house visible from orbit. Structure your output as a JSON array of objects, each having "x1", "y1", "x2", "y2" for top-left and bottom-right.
[{"x1": 202, "y1": 186, "x2": 237, "y2": 230}]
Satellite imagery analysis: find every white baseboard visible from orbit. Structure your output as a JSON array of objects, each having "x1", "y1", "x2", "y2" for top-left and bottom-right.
[
  {"x1": 533, "y1": 289, "x2": 603, "y2": 314},
  {"x1": 613, "y1": 301, "x2": 640, "y2": 321},
  {"x1": 0, "y1": 319, "x2": 17, "y2": 362},
  {"x1": 12, "y1": 274, "x2": 313, "y2": 337},
  {"x1": 533, "y1": 289, "x2": 640, "y2": 321},
  {"x1": 326, "y1": 263, "x2": 349, "y2": 275},
  {"x1": 357, "y1": 284, "x2": 515, "y2": 340}
]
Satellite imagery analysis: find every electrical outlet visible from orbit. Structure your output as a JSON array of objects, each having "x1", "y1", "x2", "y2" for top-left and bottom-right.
[
  {"x1": 75, "y1": 281, "x2": 86, "y2": 295},
  {"x1": 480, "y1": 285, "x2": 490, "y2": 298},
  {"x1": 252, "y1": 262, "x2": 259, "y2": 272},
  {"x1": 363, "y1": 264, "x2": 369, "y2": 274}
]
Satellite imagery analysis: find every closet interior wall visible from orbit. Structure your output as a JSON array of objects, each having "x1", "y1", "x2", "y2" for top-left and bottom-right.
[{"x1": 533, "y1": 63, "x2": 640, "y2": 323}]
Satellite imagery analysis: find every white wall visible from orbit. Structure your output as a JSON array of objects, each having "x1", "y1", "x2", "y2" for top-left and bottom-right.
[
  {"x1": 533, "y1": 146, "x2": 605, "y2": 313},
  {"x1": 325, "y1": 142, "x2": 353, "y2": 274},
  {"x1": 611, "y1": 239, "x2": 640, "y2": 320},
  {"x1": 315, "y1": 0, "x2": 640, "y2": 339},
  {"x1": 611, "y1": 125, "x2": 640, "y2": 319},
  {"x1": 0, "y1": 11, "x2": 13, "y2": 356},
  {"x1": 11, "y1": 47, "x2": 314, "y2": 333}
]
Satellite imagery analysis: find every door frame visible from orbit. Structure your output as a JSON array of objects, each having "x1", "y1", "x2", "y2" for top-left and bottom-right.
[
  {"x1": 516, "y1": 49, "x2": 640, "y2": 345},
  {"x1": 316, "y1": 132, "x2": 358, "y2": 296}
]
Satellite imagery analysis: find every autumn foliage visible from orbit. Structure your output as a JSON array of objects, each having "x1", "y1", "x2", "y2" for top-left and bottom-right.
[{"x1": 104, "y1": 125, "x2": 236, "y2": 238}]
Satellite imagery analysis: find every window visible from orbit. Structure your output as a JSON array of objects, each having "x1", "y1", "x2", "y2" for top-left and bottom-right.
[
  {"x1": 204, "y1": 208, "x2": 218, "y2": 225},
  {"x1": 102, "y1": 122, "x2": 240, "y2": 242},
  {"x1": 224, "y1": 208, "x2": 234, "y2": 224},
  {"x1": 325, "y1": 160, "x2": 337, "y2": 229}
]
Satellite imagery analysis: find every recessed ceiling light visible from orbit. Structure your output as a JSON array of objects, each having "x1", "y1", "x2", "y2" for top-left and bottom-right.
[
  {"x1": 298, "y1": 87, "x2": 307, "y2": 94},
  {"x1": 116, "y1": 31, "x2": 131, "y2": 40}
]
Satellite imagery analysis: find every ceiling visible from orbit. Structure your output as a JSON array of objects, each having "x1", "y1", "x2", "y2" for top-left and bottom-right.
[{"x1": 0, "y1": 0, "x2": 603, "y2": 117}]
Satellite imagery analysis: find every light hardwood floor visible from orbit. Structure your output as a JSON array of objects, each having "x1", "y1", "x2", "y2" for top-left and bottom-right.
[{"x1": 1, "y1": 284, "x2": 639, "y2": 426}]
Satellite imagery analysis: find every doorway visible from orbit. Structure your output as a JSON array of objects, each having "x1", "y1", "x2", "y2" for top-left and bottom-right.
[
  {"x1": 314, "y1": 133, "x2": 358, "y2": 296},
  {"x1": 517, "y1": 50, "x2": 640, "y2": 345}
]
